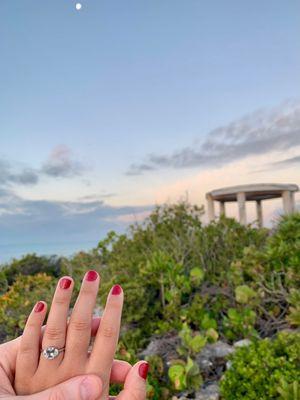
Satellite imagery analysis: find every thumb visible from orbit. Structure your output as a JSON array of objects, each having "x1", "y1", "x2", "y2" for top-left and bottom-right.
[
  {"x1": 115, "y1": 361, "x2": 148, "y2": 400},
  {"x1": 21, "y1": 375, "x2": 102, "y2": 400}
]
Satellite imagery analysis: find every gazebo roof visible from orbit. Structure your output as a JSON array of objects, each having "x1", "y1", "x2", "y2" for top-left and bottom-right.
[{"x1": 206, "y1": 183, "x2": 299, "y2": 202}]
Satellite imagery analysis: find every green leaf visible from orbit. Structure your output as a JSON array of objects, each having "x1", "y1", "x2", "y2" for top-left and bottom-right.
[
  {"x1": 206, "y1": 328, "x2": 219, "y2": 342},
  {"x1": 190, "y1": 334, "x2": 207, "y2": 353},
  {"x1": 235, "y1": 285, "x2": 256, "y2": 304},
  {"x1": 168, "y1": 364, "x2": 187, "y2": 391},
  {"x1": 190, "y1": 267, "x2": 204, "y2": 285}
]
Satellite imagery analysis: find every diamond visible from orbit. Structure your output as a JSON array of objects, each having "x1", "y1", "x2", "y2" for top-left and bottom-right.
[{"x1": 42, "y1": 346, "x2": 59, "y2": 360}]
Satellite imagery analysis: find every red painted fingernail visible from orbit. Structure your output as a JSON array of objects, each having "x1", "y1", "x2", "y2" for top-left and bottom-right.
[
  {"x1": 138, "y1": 362, "x2": 149, "y2": 380},
  {"x1": 59, "y1": 277, "x2": 72, "y2": 289},
  {"x1": 111, "y1": 284, "x2": 122, "y2": 295},
  {"x1": 86, "y1": 270, "x2": 98, "y2": 282},
  {"x1": 34, "y1": 301, "x2": 45, "y2": 313}
]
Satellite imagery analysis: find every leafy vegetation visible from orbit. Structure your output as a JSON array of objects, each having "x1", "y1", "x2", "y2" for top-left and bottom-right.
[
  {"x1": 0, "y1": 203, "x2": 299, "y2": 399},
  {"x1": 220, "y1": 332, "x2": 300, "y2": 400}
]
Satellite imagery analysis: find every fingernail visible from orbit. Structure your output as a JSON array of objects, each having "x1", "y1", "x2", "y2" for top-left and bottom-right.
[
  {"x1": 80, "y1": 376, "x2": 102, "y2": 400},
  {"x1": 59, "y1": 277, "x2": 72, "y2": 289},
  {"x1": 34, "y1": 301, "x2": 45, "y2": 313},
  {"x1": 111, "y1": 284, "x2": 122, "y2": 295},
  {"x1": 86, "y1": 270, "x2": 98, "y2": 282},
  {"x1": 138, "y1": 362, "x2": 149, "y2": 380}
]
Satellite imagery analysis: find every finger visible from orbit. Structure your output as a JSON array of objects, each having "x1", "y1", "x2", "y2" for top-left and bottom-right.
[
  {"x1": 88, "y1": 284, "x2": 124, "y2": 398},
  {"x1": 115, "y1": 361, "x2": 148, "y2": 400},
  {"x1": 110, "y1": 360, "x2": 131, "y2": 384},
  {"x1": 91, "y1": 317, "x2": 101, "y2": 336},
  {"x1": 39, "y1": 316, "x2": 101, "y2": 339},
  {"x1": 40, "y1": 276, "x2": 73, "y2": 366},
  {"x1": 16, "y1": 301, "x2": 47, "y2": 382},
  {"x1": 3, "y1": 316, "x2": 101, "y2": 378},
  {"x1": 22, "y1": 374, "x2": 103, "y2": 400},
  {"x1": 63, "y1": 270, "x2": 100, "y2": 366}
]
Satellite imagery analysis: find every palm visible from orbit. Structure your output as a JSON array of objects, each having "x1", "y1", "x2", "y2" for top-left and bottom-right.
[{"x1": 0, "y1": 338, "x2": 20, "y2": 395}]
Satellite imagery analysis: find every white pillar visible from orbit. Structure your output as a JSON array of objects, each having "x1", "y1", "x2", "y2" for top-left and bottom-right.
[
  {"x1": 290, "y1": 191, "x2": 295, "y2": 213},
  {"x1": 219, "y1": 201, "x2": 226, "y2": 217},
  {"x1": 282, "y1": 191, "x2": 293, "y2": 214},
  {"x1": 256, "y1": 200, "x2": 263, "y2": 228},
  {"x1": 237, "y1": 192, "x2": 247, "y2": 225},
  {"x1": 206, "y1": 193, "x2": 215, "y2": 222}
]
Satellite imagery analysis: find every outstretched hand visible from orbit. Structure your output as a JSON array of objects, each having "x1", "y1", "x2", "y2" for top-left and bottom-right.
[{"x1": 0, "y1": 274, "x2": 148, "y2": 400}]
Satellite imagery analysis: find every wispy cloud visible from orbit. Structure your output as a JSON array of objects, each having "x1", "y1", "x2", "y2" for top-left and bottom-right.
[
  {"x1": 0, "y1": 188, "x2": 152, "y2": 245},
  {"x1": 0, "y1": 145, "x2": 86, "y2": 190},
  {"x1": 126, "y1": 100, "x2": 300, "y2": 175},
  {"x1": 0, "y1": 160, "x2": 39, "y2": 186},
  {"x1": 270, "y1": 155, "x2": 300, "y2": 167},
  {"x1": 41, "y1": 145, "x2": 85, "y2": 178}
]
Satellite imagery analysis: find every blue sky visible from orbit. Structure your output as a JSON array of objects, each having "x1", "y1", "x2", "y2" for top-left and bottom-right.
[{"x1": 0, "y1": 0, "x2": 300, "y2": 261}]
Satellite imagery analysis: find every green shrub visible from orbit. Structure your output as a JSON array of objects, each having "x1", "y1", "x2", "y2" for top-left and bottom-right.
[
  {"x1": 0, "y1": 273, "x2": 55, "y2": 341},
  {"x1": 1, "y1": 253, "x2": 63, "y2": 285},
  {"x1": 220, "y1": 332, "x2": 300, "y2": 400}
]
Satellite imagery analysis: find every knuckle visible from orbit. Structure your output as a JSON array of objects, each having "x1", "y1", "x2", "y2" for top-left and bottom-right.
[
  {"x1": 80, "y1": 286, "x2": 95, "y2": 296},
  {"x1": 45, "y1": 326, "x2": 65, "y2": 341},
  {"x1": 26, "y1": 321, "x2": 38, "y2": 330},
  {"x1": 100, "y1": 323, "x2": 116, "y2": 338},
  {"x1": 69, "y1": 319, "x2": 91, "y2": 332},
  {"x1": 20, "y1": 341, "x2": 34, "y2": 355},
  {"x1": 54, "y1": 296, "x2": 68, "y2": 305}
]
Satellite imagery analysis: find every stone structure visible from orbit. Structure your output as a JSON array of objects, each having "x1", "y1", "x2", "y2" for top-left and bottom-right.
[{"x1": 206, "y1": 183, "x2": 299, "y2": 227}]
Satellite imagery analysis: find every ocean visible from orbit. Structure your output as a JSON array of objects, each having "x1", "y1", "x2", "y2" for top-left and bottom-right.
[{"x1": 0, "y1": 240, "x2": 98, "y2": 264}]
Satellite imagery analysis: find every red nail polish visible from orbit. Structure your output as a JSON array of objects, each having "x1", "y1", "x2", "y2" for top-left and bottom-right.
[
  {"x1": 34, "y1": 301, "x2": 45, "y2": 313},
  {"x1": 138, "y1": 362, "x2": 149, "y2": 380},
  {"x1": 86, "y1": 270, "x2": 98, "y2": 282},
  {"x1": 59, "y1": 277, "x2": 72, "y2": 289},
  {"x1": 111, "y1": 284, "x2": 122, "y2": 295}
]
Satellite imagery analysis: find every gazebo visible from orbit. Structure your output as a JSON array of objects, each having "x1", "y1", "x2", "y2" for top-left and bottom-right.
[{"x1": 205, "y1": 183, "x2": 299, "y2": 227}]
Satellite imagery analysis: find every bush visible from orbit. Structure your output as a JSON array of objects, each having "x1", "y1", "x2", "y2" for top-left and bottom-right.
[
  {"x1": 1, "y1": 253, "x2": 63, "y2": 285},
  {"x1": 220, "y1": 331, "x2": 300, "y2": 400},
  {"x1": 0, "y1": 273, "x2": 55, "y2": 341}
]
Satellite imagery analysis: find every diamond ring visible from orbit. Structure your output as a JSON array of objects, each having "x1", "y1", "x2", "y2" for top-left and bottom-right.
[{"x1": 41, "y1": 346, "x2": 65, "y2": 360}]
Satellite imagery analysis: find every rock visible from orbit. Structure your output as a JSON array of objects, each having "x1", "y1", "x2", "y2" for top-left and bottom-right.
[
  {"x1": 139, "y1": 332, "x2": 181, "y2": 363},
  {"x1": 194, "y1": 383, "x2": 220, "y2": 400},
  {"x1": 177, "y1": 384, "x2": 220, "y2": 400},
  {"x1": 195, "y1": 341, "x2": 234, "y2": 378},
  {"x1": 234, "y1": 339, "x2": 251, "y2": 348}
]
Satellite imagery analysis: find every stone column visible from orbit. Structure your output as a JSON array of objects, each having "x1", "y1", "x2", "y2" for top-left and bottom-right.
[
  {"x1": 256, "y1": 200, "x2": 263, "y2": 228},
  {"x1": 237, "y1": 192, "x2": 247, "y2": 225},
  {"x1": 282, "y1": 190, "x2": 293, "y2": 214},
  {"x1": 219, "y1": 201, "x2": 226, "y2": 217},
  {"x1": 290, "y1": 191, "x2": 295, "y2": 213},
  {"x1": 206, "y1": 193, "x2": 215, "y2": 222}
]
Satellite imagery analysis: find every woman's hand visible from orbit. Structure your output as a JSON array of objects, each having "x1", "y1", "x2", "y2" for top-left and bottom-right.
[
  {"x1": 0, "y1": 347, "x2": 148, "y2": 400},
  {"x1": 8, "y1": 270, "x2": 148, "y2": 399},
  {"x1": 0, "y1": 334, "x2": 148, "y2": 400}
]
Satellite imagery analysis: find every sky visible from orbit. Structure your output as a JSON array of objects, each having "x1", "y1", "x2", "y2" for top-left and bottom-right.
[{"x1": 0, "y1": 0, "x2": 300, "y2": 262}]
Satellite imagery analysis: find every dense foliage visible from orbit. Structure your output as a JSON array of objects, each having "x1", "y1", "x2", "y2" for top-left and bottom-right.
[
  {"x1": 0, "y1": 203, "x2": 299, "y2": 399},
  {"x1": 220, "y1": 332, "x2": 300, "y2": 400}
]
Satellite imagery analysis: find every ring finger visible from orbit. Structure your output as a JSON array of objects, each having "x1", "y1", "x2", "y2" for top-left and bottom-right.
[{"x1": 39, "y1": 276, "x2": 74, "y2": 368}]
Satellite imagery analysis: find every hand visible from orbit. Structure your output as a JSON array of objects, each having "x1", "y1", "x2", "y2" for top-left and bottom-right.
[
  {"x1": 0, "y1": 333, "x2": 148, "y2": 400},
  {"x1": 10, "y1": 271, "x2": 148, "y2": 399}
]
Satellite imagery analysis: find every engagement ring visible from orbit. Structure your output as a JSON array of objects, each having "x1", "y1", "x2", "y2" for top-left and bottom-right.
[{"x1": 41, "y1": 346, "x2": 65, "y2": 360}]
